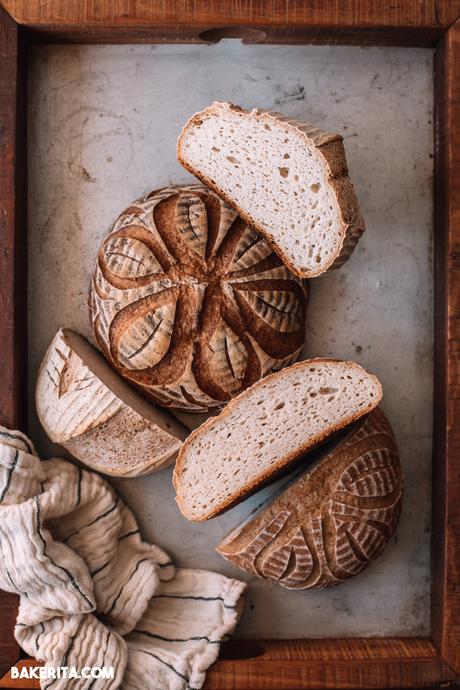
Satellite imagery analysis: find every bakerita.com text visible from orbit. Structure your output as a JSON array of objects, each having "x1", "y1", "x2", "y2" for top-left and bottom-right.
[{"x1": 10, "y1": 665, "x2": 115, "y2": 680}]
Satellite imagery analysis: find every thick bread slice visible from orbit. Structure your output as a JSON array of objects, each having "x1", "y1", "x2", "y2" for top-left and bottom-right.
[
  {"x1": 217, "y1": 407, "x2": 403, "y2": 589},
  {"x1": 173, "y1": 359, "x2": 382, "y2": 520},
  {"x1": 178, "y1": 102, "x2": 364, "y2": 278},
  {"x1": 36, "y1": 329, "x2": 188, "y2": 477}
]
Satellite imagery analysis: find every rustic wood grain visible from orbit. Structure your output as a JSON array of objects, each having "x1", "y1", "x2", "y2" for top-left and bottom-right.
[
  {"x1": 0, "y1": 5, "x2": 27, "y2": 429},
  {"x1": 204, "y1": 638, "x2": 458, "y2": 689},
  {"x1": 0, "y1": 660, "x2": 39, "y2": 689},
  {"x1": 1, "y1": 0, "x2": 460, "y2": 46},
  {"x1": 0, "y1": 4, "x2": 26, "y2": 680},
  {"x1": 0, "y1": 4, "x2": 459, "y2": 689},
  {"x1": 0, "y1": 639, "x2": 457, "y2": 689},
  {"x1": 432, "y1": 17, "x2": 460, "y2": 676}
]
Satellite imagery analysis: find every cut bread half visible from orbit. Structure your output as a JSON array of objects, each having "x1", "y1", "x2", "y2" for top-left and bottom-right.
[
  {"x1": 36, "y1": 328, "x2": 189, "y2": 477},
  {"x1": 178, "y1": 102, "x2": 364, "y2": 278},
  {"x1": 173, "y1": 359, "x2": 382, "y2": 520},
  {"x1": 216, "y1": 407, "x2": 402, "y2": 589}
]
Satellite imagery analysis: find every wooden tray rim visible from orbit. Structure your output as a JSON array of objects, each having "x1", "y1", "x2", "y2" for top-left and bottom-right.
[{"x1": 0, "y1": 2, "x2": 459, "y2": 688}]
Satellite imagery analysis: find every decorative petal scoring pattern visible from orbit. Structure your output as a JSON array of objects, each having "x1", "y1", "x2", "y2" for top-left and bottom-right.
[
  {"x1": 89, "y1": 185, "x2": 307, "y2": 411},
  {"x1": 219, "y1": 408, "x2": 403, "y2": 589}
]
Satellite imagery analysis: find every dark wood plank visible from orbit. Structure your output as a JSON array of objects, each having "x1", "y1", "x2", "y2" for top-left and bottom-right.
[
  {"x1": 2, "y1": 0, "x2": 460, "y2": 46},
  {"x1": 204, "y1": 638, "x2": 457, "y2": 689},
  {"x1": 0, "y1": 1, "x2": 27, "y2": 428},
  {"x1": 0, "y1": 4, "x2": 458, "y2": 689},
  {"x1": 0, "y1": 4, "x2": 27, "y2": 679},
  {"x1": 432, "y1": 17, "x2": 460, "y2": 677},
  {"x1": 0, "y1": 640, "x2": 457, "y2": 689}
]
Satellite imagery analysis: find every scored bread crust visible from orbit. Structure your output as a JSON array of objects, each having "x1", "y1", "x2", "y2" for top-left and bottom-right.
[
  {"x1": 36, "y1": 328, "x2": 188, "y2": 477},
  {"x1": 173, "y1": 358, "x2": 382, "y2": 520},
  {"x1": 216, "y1": 407, "x2": 403, "y2": 589},
  {"x1": 178, "y1": 102, "x2": 365, "y2": 278},
  {"x1": 89, "y1": 183, "x2": 307, "y2": 412}
]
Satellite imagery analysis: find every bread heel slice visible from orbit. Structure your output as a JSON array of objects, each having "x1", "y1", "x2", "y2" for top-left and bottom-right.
[
  {"x1": 173, "y1": 358, "x2": 382, "y2": 521},
  {"x1": 35, "y1": 328, "x2": 189, "y2": 477},
  {"x1": 216, "y1": 408, "x2": 403, "y2": 589},
  {"x1": 178, "y1": 102, "x2": 364, "y2": 278}
]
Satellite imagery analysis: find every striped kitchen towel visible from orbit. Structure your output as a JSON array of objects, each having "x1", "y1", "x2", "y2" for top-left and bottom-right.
[{"x1": 0, "y1": 427, "x2": 246, "y2": 689}]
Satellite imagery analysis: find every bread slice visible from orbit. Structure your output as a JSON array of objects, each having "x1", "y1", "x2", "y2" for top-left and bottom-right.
[
  {"x1": 36, "y1": 329, "x2": 188, "y2": 477},
  {"x1": 173, "y1": 359, "x2": 382, "y2": 520},
  {"x1": 217, "y1": 407, "x2": 402, "y2": 589},
  {"x1": 178, "y1": 102, "x2": 364, "y2": 278}
]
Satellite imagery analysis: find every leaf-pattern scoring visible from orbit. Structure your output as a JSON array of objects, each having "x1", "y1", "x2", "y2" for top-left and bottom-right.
[
  {"x1": 89, "y1": 185, "x2": 307, "y2": 411},
  {"x1": 217, "y1": 408, "x2": 403, "y2": 588}
]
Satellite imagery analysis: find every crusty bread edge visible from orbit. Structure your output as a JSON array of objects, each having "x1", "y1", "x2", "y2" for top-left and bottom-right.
[
  {"x1": 215, "y1": 407, "x2": 403, "y2": 583},
  {"x1": 173, "y1": 358, "x2": 383, "y2": 521},
  {"x1": 88, "y1": 181, "x2": 308, "y2": 413},
  {"x1": 63, "y1": 435, "x2": 180, "y2": 478},
  {"x1": 35, "y1": 328, "x2": 184, "y2": 478},
  {"x1": 177, "y1": 102, "x2": 365, "y2": 278}
]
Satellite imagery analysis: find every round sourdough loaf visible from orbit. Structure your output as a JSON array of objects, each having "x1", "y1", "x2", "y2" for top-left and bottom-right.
[
  {"x1": 217, "y1": 408, "x2": 402, "y2": 588},
  {"x1": 89, "y1": 184, "x2": 307, "y2": 412}
]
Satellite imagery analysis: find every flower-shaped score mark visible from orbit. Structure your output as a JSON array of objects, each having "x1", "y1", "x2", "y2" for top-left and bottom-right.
[
  {"x1": 89, "y1": 185, "x2": 307, "y2": 412},
  {"x1": 218, "y1": 409, "x2": 403, "y2": 589}
]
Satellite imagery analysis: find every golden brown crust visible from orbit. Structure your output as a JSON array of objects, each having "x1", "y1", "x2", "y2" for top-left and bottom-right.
[
  {"x1": 89, "y1": 184, "x2": 307, "y2": 412},
  {"x1": 216, "y1": 408, "x2": 403, "y2": 589},
  {"x1": 173, "y1": 358, "x2": 382, "y2": 520},
  {"x1": 177, "y1": 103, "x2": 365, "y2": 279},
  {"x1": 35, "y1": 329, "x2": 185, "y2": 478}
]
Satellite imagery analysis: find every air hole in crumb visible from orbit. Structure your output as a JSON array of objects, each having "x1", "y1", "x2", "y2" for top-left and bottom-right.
[
  {"x1": 274, "y1": 401, "x2": 285, "y2": 410},
  {"x1": 278, "y1": 167, "x2": 289, "y2": 178},
  {"x1": 226, "y1": 155, "x2": 239, "y2": 165},
  {"x1": 283, "y1": 153, "x2": 290, "y2": 159},
  {"x1": 264, "y1": 124, "x2": 271, "y2": 131},
  {"x1": 311, "y1": 183, "x2": 321, "y2": 193},
  {"x1": 212, "y1": 146, "x2": 220, "y2": 153}
]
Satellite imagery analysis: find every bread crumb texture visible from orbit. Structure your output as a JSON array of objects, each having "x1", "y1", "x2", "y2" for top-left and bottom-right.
[
  {"x1": 174, "y1": 359, "x2": 382, "y2": 520},
  {"x1": 178, "y1": 102, "x2": 364, "y2": 278}
]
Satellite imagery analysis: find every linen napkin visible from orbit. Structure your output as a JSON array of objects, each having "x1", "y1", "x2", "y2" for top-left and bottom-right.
[{"x1": 0, "y1": 427, "x2": 245, "y2": 689}]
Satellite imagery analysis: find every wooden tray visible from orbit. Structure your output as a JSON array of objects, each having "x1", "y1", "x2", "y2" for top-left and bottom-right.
[{"x1": 0, "y1": 2, "x2": 460, "y2": 688}]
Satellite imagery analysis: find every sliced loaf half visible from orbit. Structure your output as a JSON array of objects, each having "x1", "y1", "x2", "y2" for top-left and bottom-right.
[
  {"x1": 173, "y1": 359, "x2": 382, "y2": 520},
  {"x1": 217, "y1": 407, "x2": 402, "y2": 589},
  {"x1": 178, "y1": 102, "x2": 364, "y2": 278},
  {"x1": 36, "y1": 329, "x2": 189, "y2": 477}
]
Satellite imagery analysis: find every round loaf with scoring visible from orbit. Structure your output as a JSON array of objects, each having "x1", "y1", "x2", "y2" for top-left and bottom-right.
[
  {"x1": 217, "y1": 408, "x2": 403, "y2": 589},
  {"x1": 89, "y1": 184, "x2": 307, "y2": 412}
]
